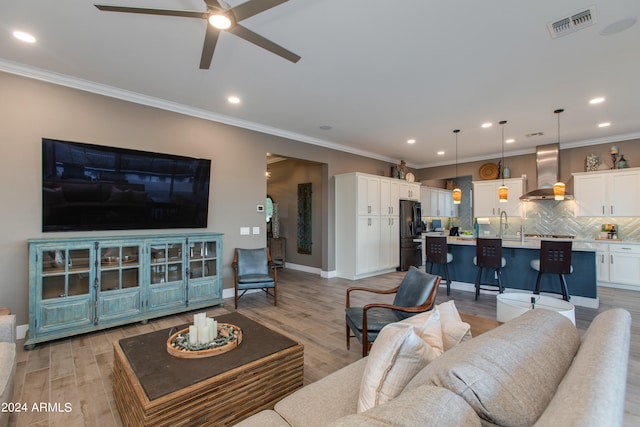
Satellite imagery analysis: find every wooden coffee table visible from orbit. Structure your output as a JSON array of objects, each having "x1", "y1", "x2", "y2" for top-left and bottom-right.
[
  {"x1": 112, "y1": 312, "x2": 304, "y2": 426},
  {"x1": 460, "y1": 312, "x2": 502, "y2": 336}
]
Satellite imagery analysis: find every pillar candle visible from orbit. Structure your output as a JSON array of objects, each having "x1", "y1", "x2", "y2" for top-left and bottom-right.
[
  {"x1": 189, "y1": 325, "x2": 198, "y2": 346},
  {"x1": 206, "y1": 318, "x2": 215, "y2": 342},
  {"x1": 198, "y1": 324, "x2": 210, "y2": 345}
]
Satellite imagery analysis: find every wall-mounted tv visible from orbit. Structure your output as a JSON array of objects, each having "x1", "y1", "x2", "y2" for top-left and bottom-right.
[{"x1": 42, "y1": 138, "x2": 211, "y2": 232}]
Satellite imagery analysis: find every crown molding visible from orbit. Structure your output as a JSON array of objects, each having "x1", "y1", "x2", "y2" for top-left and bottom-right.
[{"x1": 0, "y1": 59, "x2": 400, "y2": 165}]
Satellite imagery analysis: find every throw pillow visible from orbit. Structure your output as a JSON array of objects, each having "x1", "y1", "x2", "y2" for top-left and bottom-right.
[
  {"x1": 358, "y1": 321, "x2": 442, "y2": 413},
  {"x1": 399, "y1": 307, "x2": 444, "y2": 354},
  {"x1": 438, "y1": 300, "x2": 472, "y2": 350}
]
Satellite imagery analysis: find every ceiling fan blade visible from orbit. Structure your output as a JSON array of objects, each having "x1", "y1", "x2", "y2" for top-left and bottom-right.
[
  {"x1": 203, "y1": 0, "x2": 223, "y2": 10},
  {"x1": 95, "y1": 5, "x2": 207, "y2": 19},
  {"x1": 200, "y1": 25, "x2": 221, "y2": 69},
  {"x1": 230, "y1": 24, "x2": 300, "y2": 63},
  {"x1": 230, "y1": 0, "x2": 289, "y2": 22}
]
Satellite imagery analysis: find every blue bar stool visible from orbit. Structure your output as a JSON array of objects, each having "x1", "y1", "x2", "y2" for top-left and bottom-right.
[
  {"x1": 425, "y1": 236, "x2": 453, "y2": 295},
  {"x1": 530, "y1": 240, "x2": 573, "y2": 301},
  {"x1": 473, "y1": 238, "x2": 506, "y2": 300}
]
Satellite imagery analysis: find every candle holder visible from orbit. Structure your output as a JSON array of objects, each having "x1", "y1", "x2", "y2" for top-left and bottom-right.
[{"x1": 610, "y1": 146, "x2": 619, "y2": 169}]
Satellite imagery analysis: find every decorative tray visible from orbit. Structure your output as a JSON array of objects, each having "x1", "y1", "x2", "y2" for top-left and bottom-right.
[
  {"x1": 479, "y1": 163, "x2": 499, "y2": 180},
  {"x1": 166, "y1": 323, "x2": 243, "y2": 359}
]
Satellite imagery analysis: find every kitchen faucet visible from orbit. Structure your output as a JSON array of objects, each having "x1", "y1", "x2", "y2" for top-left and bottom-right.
[{"x1": 499, "y1": 210, "x2": 508, "y2": 239}]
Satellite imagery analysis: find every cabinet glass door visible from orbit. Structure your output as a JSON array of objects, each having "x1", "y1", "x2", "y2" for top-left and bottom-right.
[
  {"x1": 100, "y1": 246, "x2": 141, "y2": 291},
  {"x1": 150, "y1": 243, "x2": 183, "y2": 284},
  {"x1": 41, "y1": 248, "x2": 91, "y2": 299},
  {"x1": 189, "y1": 241, "x2": 217, "y2": 279},
  {"x1": 188, "y1": 239, "x2": 220, "y2": 303}
]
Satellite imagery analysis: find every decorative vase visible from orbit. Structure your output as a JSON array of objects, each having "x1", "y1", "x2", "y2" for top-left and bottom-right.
[
  {"x1": 272, "y1": 203, "x2": 280, "y2": 238},
  {"x1": 585, "y1": 153, "x2": 599, "y2": 172},
  {"x1": 502, "y1": 166, "x2": 511, "y2": 179},
  {"x1": 617, "y1": 155, "x2": 628, "y2": 169}
]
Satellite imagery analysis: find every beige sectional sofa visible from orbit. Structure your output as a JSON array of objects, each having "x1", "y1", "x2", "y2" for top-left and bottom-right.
[
  {"x1": 236, "y1": 306, "x2": 631, "y2": 426},
  {"x1": 0, "y1": 314, "x2": 16, "y2": 427}
]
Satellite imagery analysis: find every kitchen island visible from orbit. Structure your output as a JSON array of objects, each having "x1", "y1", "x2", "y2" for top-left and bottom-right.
[{"x1": 427, "y1": 236, "x2": 598, "y2": 307}]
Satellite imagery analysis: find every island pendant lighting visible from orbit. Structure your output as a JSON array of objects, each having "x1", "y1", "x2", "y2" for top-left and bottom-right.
[
  {"x1": 498, "y1": 120, "x2": 508, "y2": 203},
  {"x1": 553, "y1": 109, "x2": 566, "y2": 200},
  {"x1": 452, "y1": 129, "x2": 461, "y2": 204}
]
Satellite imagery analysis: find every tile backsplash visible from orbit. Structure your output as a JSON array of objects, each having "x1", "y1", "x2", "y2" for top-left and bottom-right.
[{"x1": 481, "y1": 200, "x2": 640, "y2": 241}]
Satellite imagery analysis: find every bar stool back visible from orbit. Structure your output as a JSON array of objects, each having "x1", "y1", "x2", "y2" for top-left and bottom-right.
[
  {"x1": 530, "y1": 240, "x2": 573, "y2": 301},
  {"x1": 473, "y1": 238, "x2": 506, "y2": 300},
  {"x1": 425, "y1": 236, "x2": 453, "y2": 295}
]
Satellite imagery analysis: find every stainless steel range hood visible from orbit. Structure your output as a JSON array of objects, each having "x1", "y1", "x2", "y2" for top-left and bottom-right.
[{"x1": 520, "y1": 143, "x2": 573, "y2": 201}]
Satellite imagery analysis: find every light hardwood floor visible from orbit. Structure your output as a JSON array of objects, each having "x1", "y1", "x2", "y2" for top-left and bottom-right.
[{"x1": 8, "y1": 268, "x2": 639, "y2": 426}]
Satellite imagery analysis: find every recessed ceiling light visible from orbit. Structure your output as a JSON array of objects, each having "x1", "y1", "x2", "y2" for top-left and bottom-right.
[
  {"x1": 407, "y1": 139, "x2": 416, "y2": 144},
  {"x1": 437, "y1": 151, "x2": 445, "y2": 155},
  {"x1": 481, "y1": 122, "x2": 492, "y2": 128},
  {"x1": 600, "y1": 18, "x2": 636, "y2": 36},
  {"x1": 227, "y1": 96, "x2": 240, "y2": 104},
  {"x1": 598, "y1": 122, "x2": 611, "y2": 128},
  {"x1": 505, "y1": 138, "x2": 515, "y2": 143},
  {"x1": 13, "y1": 31, "x2": 36, "y2": 43},
  {"x1": 589, "y1": 97, "x2": 605, "y2": 104}
]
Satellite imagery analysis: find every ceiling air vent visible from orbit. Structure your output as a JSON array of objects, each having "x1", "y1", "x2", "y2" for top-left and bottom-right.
[{"x1": 548, "y1": 6, "x2": 597, "y2": 39}]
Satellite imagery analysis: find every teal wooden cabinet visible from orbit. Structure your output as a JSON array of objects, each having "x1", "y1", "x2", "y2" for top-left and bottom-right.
[{"x1": 27, "y1": 233, "x2": 223, "y2": 349}]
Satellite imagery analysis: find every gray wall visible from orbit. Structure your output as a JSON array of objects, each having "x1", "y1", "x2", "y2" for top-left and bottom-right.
[{"x1": 0, "y1": 72, "x2": 392, "y2": 325}]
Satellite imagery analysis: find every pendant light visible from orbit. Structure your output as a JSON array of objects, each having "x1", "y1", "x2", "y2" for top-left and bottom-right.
[
  {"x1": 553, "y1": 109, "x2": 566, "y2": 200},
  {"x1": 498, "y1": 120, "x2": 508, "y2": 203},
  {"x1": 452, "y1": 129, "x2": 461, "y2": 204}
]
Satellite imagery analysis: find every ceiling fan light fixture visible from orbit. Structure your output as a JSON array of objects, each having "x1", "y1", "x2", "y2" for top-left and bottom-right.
[{"x1": 209, "y1": 13, "x2": 232, "y2": 29}]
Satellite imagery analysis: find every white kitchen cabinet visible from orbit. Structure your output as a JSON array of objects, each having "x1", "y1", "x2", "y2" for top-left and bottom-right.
[
  {"x1": 472, "y1": 177, "x2": 525, "y2": 217},
  {"x1": 380, "y1": 179, "x2": 400, "y2": 216},
  {"x1": 595, "y1": 243, "x2": 640, "y2": 290},
  {"x1": 594, "y1": 243, "x2": 610, "y2": 283},
  {"x1": 379, "y1": 216, "x2": 400, "y2": 270},
  {"x1": 335, "y1": 172, "x2": 404, "y2": 279},
  {"x1": 399, "y1": 182, "x2": 420, "y2": 201},
  {"x1": 356, "y1": 216, "x2": 381, "y2": 275},
  {"x1": 357, "y1": 175, "x2": 380, "y2": 216},
  {"x1": 420, "y1": 187, "x2": 457, "y2": 217},
  {"x1": 573, "y1": 168, "x2": 640, "y2": 217}
]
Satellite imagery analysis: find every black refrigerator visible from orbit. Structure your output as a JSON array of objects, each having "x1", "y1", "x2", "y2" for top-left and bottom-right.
[{"x1": 399, "y1": 200, "x2": 423, "y2": 271}]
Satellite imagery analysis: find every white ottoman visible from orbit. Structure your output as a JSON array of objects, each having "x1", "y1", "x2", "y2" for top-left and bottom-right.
[{"x1": 496, "y1": 293, "x2": 575, "y2": 325}]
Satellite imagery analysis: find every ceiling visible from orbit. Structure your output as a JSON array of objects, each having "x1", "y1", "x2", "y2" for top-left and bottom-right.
[{"x1": 1, "y1": 0, "x2": 639, "y2": 168}]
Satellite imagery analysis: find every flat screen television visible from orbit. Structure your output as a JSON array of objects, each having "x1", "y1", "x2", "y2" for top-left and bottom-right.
[{"x1": 42, "y1": 138, "x2": 211, "y2": 232}]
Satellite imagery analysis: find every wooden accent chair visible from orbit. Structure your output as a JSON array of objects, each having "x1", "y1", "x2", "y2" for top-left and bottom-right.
[
  {"x1": 345, "y1": 267, "x2": 440, "y2": 357},
  {"x1": 232, "y1": 248, "x2": 277, "y2": 309}
]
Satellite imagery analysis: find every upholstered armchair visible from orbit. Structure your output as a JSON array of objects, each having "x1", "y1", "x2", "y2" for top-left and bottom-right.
[
  {"x1": 345, "y1": 267, "x2": 440, "y2": 357},
  {"x1": 232, "y1": 248, "x2": 277, "y2": 309}
]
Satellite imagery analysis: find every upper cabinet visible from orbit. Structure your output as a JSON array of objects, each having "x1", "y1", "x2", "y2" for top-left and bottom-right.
[
  {"x1": 357, "y1": 175, "x2": 380, "y2": 216},
  {"x1": 420, "y1": 187, "x2": 457, "y2": 217},
  {"x1": 380, "y1": 179, "x2": 400, "y2": 216},
  {"x1": 573, "y1": 168, "x2": 640, "y2": 217},
  {"x1": 399, "y1": 182, "x2": 420, "y2": 201},
  {"x1": 473, "y1": 177, "x2": 525, "y2": 217}
]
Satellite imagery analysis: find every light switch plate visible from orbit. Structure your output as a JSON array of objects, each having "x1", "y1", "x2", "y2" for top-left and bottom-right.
[
  {"x1": 240, "y1": 227, "x2": 250, "y2": 235},
  {"x1": 252, "y1": 227, "x2": 260, "y2": 235}
]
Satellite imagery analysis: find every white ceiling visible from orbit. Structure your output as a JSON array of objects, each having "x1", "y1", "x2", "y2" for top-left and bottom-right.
[{"x1": 2, "y1": 0, "x2": 639, "y2": 168}]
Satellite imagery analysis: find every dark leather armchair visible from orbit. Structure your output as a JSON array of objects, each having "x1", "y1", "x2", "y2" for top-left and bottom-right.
[
  {"x1": 345, "y1": 267, "x2": 440, "y2": 357},
  {"x1": 232, "y1": 248, "x2": 277, "y2": 309}
]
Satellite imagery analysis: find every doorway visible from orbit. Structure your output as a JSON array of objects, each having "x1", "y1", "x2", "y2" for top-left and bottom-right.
[{"x1": 266, "y1": 154, "x2": 324, "y2": 270}]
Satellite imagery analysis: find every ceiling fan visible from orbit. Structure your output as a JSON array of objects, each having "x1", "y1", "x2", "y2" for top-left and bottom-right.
[{"x1": 94, "y1": 0, "x2": 301, "y2": 69}]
